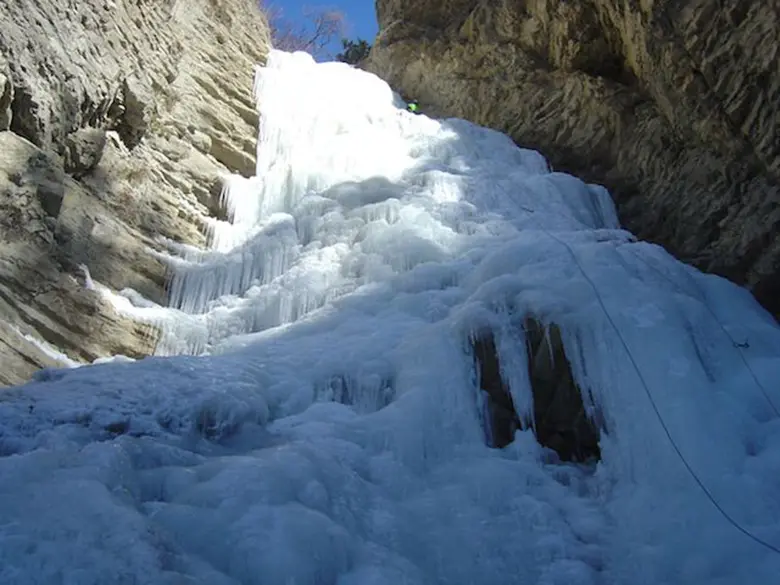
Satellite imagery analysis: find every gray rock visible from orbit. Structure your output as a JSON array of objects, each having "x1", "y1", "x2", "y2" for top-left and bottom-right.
[
  {"x1": 63, "y1": 128, "x2": 107, "y2": 177},
  {"x1": 116, "y1": 75, "x2": 153, "y2": 150},
  {"x1": 0, "y1": 0, "x2": 271, "y2": 385}
]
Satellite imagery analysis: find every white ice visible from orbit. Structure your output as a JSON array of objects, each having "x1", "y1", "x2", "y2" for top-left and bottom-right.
[{"x1": 2, "y1": 49, "x2": 780, "y2": 585}]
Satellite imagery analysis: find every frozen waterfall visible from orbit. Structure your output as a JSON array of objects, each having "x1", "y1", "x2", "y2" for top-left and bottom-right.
[{"x1": 1, "y1": 49, "x2": 780, "y2": 585}]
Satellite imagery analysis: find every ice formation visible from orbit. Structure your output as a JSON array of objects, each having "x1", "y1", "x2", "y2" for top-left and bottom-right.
[{"x1": 1, "y1": 50, "x2": 780, "y2": 585}]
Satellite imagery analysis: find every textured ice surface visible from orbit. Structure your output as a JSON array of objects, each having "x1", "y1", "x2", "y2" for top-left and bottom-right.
[{"x1": 2, "y1": 50, "x2": 780, "y2": 585}]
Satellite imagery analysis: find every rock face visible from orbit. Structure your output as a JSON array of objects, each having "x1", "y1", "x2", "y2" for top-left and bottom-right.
[
  {"x1": 0, "y1": 0, "x2": 270, "y2": 386},
  {"x1": 368, "y1": 0, "x2": 780, "y2": 318}
]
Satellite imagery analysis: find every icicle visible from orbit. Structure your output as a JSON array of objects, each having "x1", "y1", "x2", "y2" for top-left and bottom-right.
[
  {"x1": 494, "y1": 320, "x2": 535, "y2": 429},
  {"x1": 587, "y1": 183, "x2": 620, "y2": 229},
  {"x1": 78, "y1": 264, "x2": 95, "y2": 291},
  {"x1": 542, "y1": 321, "x2": 555, "y2": 370}
]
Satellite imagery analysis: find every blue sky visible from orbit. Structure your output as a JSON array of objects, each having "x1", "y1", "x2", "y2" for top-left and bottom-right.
[{"x1": 266, "y1": 1, "x2": 379, "y2": 57}]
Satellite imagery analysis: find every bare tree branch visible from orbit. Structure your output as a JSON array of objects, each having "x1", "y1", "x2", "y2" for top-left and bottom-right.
[{"x1": 260, "y1": 2, "x2": 346, "y2": 59}]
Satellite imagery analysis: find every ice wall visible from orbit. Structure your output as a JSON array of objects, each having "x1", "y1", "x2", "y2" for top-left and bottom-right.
[{"x1": 4, "y1": 49, "x2": 779, "y2": 585}]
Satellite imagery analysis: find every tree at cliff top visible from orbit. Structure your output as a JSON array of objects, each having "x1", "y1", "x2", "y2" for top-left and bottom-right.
[
  {"x1": 336, "y1": 38, "x2": 372, "y2": 65},
  {"x1": 260, "y1": 2, "x2": 346, "y2": 59}
]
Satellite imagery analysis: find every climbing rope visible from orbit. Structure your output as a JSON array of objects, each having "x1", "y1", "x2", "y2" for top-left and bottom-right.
[
  {"x1": 522, "y1": 214, "x2": 780, "y2": 557},
  {"x1": 623, "y1": 246, "x2": 780, "y2": 418}
]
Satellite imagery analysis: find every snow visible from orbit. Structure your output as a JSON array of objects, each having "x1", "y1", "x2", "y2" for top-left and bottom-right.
[
  {"x1": 9, "y1": 324, "x2": 134, "y2": 369},
  {"x1": 2, "y1": 49, "x2": 780, "y2": 585},
  {"x1": 9, "y1": 325, "x2": 81, "y2": 369}
]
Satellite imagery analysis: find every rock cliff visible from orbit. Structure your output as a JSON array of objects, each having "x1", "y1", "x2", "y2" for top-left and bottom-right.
[
  {"x1": 367, "y1": 0, "x2": 780, "y2": 318},
  {"x1": 0, "y1": 0, "x2": 270, "y2": 385}
]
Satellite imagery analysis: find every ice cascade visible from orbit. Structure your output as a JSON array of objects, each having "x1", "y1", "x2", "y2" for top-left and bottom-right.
[{"x1": 1, "y1": 50, "x2": 780, "y2": 585}]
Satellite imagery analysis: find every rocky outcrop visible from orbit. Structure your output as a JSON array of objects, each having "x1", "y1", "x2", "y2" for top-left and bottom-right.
[
  {"x1": 368, "y1": 0, "x2": 780, "y2": 318},
  {"x1": 0, "y1": 0, "x2": 270, "y2": 385}
]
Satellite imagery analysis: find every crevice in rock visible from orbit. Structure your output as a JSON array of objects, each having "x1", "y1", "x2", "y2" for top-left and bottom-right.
[
  {"x1": 471, "y1": 317, "x2": 603, "y2": 462},
  {"x1": 580, "y1": 52, "x2": 638, "y2": 88},
  {"x1": 9, "y1": 82, "x2": 43, "y2": 146}
]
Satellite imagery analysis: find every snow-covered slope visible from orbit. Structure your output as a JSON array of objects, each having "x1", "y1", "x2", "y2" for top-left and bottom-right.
[{"x1": 1, "y1": 50, "x2": 780, "y2": 585}]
